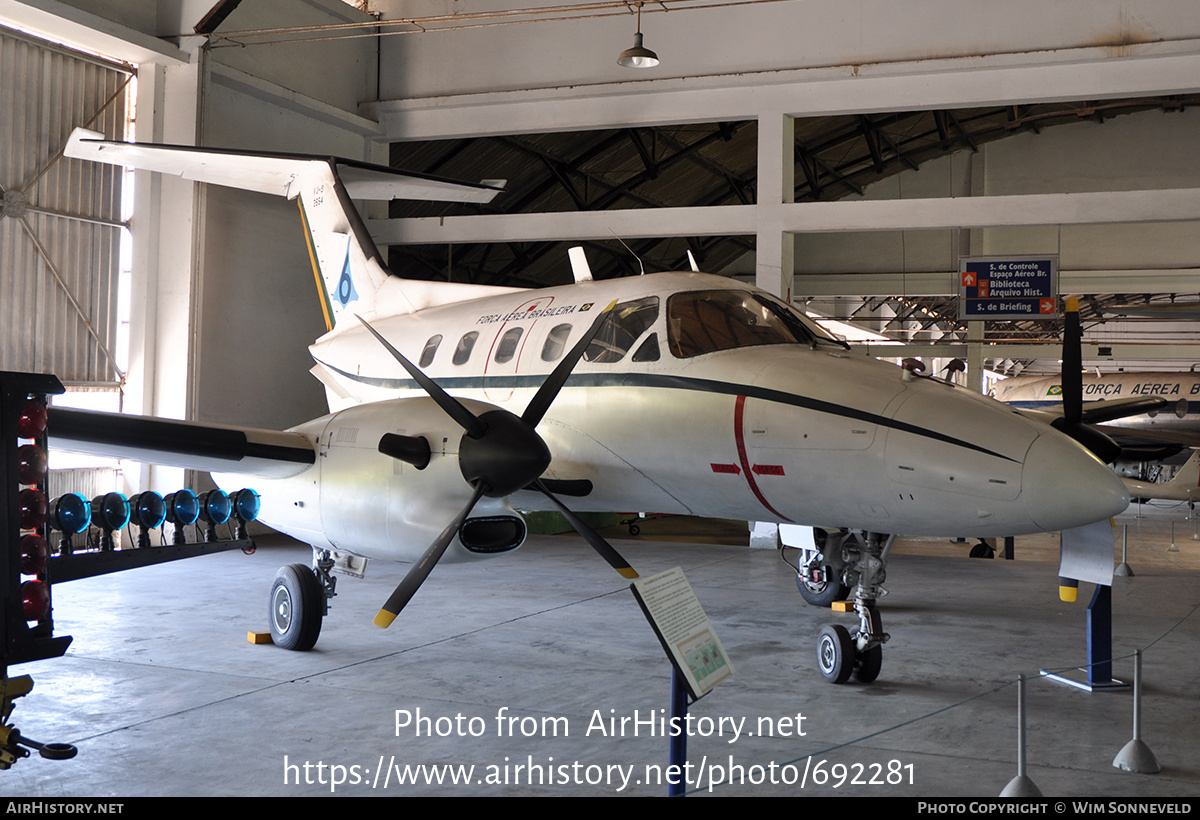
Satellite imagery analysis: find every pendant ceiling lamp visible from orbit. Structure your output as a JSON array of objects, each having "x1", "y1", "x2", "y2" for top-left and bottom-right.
[{"x1": 617, "y1": 2, "x2": 660, "y2": 68}]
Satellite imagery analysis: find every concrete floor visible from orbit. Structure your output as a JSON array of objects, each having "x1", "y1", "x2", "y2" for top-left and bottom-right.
[{"x1": 4, "y1": 504, "x2": 1199, "y2": 797}]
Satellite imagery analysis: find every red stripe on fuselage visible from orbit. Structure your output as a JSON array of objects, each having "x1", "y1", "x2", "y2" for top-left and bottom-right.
[{"x1": 733, "y1": 395, "x2": 793, "y2": 522}]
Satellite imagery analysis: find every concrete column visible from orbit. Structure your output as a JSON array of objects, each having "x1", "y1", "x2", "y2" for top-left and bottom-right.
[
  {"x1": 127, "y1": 56, "x2": 203, "y2": 493},
  {"x1": 755, "y1": 111, "x2": 794, "y2": 301},
  {"x1": 751, "y1": 112, "x2": 795, "y2": 545}
]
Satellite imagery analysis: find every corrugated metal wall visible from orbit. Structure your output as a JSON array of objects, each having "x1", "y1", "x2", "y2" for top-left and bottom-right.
[{"x1": 0, "y1": 26, "x2": 131, "y2": 386}]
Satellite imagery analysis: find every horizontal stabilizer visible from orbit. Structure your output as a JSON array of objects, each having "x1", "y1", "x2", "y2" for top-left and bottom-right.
[
  {"x1": 49, "y1": 408, "x2": 316, "y2": 479},
  {"x1": 64, "y1": 128, "x2": 502, "y2": 203},
  {"x1": 1123, "y1": 449, "x2": 1200, "y2": 501}
]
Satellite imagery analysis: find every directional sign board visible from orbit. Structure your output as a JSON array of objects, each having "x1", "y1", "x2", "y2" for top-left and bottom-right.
[{"x1": 958, "y1": 255, "x2": 1058, "y2": 321}]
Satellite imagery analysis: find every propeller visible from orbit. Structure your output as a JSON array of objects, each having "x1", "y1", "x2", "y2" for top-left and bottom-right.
[
  {"x1": 1050, "y1": 297, "x2": 1121, "y2": 464},
  {"x1": 358, "y1": 301, "x2": 639, "y2": 628}
]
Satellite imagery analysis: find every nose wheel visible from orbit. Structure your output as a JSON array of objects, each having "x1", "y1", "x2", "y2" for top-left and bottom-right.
[{"x1": 816, "y1": 600, "x2": 886, "y2": 684}]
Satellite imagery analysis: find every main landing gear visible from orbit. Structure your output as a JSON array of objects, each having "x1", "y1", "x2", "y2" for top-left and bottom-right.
[
  {"x1": 796, "y1": 530, "x2": 893, "y2": 684},
  {"x1": 268, "y1": 549, "x2": 338, "y2": 651}
]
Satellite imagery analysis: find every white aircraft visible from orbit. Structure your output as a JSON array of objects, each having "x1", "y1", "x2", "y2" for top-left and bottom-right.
[
  {"x1": 1124, "y1": 449, "x2": 1200, "y2": 502},
  {"x1": 993, "y1": 370, "x2": 1200, "y2": 458},
  {"x1": 48, "y1": 129, "x2": 1129, "y2": 684}
]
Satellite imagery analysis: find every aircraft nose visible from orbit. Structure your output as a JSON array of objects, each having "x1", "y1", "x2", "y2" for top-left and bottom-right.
[{"x1": 1023, "y1": 431, "x2": 1129, "y2": 531}]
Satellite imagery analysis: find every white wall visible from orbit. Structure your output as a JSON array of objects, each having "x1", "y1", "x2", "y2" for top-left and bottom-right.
[
  {"x1": 378, "y1": 0, "x2": 1200, "y2": 101},
  {"x1": 795, "y1": 107, "x2": 1200, "y2": 281}
]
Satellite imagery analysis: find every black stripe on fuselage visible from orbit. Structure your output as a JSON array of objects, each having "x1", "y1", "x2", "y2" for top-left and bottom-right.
[{"x1": 316, "y1": 360, "x2": 1018, "y2": 464}]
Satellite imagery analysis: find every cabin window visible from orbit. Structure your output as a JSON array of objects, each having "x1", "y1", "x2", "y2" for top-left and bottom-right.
[
  {"x1": 419, "y1": 335, "x2": 442, "y2": 367},
  {"x1": 494, "y1": 327, "x2": 524, "y2": 364},
  {"x1": 541, "y1": 323, "x2": 573, "y2": 362},
  {"x1": 584, "y1": 296, "x2": 660, "y2": 364},
  {"x1": 452, "y1": 331, "x2": 479, "y2": 365},
  {"x1": 667, "y1": 289, "x2": 844, "y2": 358}
]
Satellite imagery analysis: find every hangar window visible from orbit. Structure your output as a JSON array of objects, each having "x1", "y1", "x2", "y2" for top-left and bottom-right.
[
  {"x1": 452, "y1": 331, "x2": 479, "y2": 365},
  {"x1": 541, "y1": 323, "x2": 573, "y2": 362},
  {"x1": 667, "y1": 290, "x2": 845, "y2": 359},
  {"x1": 419, "y1": 335, "x2": 442, "y2": 367},
  {"x1": 584, "y1": 296, "x2": 659, "y2": 364},
  {"x1": 494, "y1": 327, "x2": 524, "y2": 364}
]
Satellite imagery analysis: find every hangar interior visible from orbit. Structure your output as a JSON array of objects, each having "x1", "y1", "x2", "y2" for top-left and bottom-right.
[
  {"x1": 2, "y1": 0, "x2": 1200, "y2": 798},
  {"x1": 5, "y1": 0, "x2": 1200, "y2": 475}
]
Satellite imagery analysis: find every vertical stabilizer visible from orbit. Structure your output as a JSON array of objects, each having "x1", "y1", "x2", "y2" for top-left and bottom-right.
[{"x1": 64, "y1": 128, "x2": 503, "y2": 330}]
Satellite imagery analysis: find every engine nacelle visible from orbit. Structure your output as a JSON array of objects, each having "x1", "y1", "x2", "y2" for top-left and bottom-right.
[{"x1": 215, "y1": 397, "x2": 528, "y2": 564}]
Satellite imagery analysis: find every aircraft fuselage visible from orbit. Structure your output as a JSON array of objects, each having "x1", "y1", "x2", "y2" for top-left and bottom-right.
[{"x1": 225, "y1": 272, "x2": 1128, "y2": 564}]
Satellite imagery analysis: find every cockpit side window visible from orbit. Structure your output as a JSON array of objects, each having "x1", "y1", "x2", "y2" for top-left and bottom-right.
[
  {"x1": 584, "y1": 296, "x2": 660, "y2": 364},
  {"x1": 452, "y1": 331, "x2": 479, "y2": 366},
  {"x1": 666, "y1": 290, "x2": 845, "y2": 358},
  {"x1": 632, "y1": 333, "x2": 660, "y2": 362},
  {"x1": 668, "y1": 291, "x2": 794, "y2": 358},
  {"x1": 419, "y1": 335, "x2": 442, "y2": 368}
]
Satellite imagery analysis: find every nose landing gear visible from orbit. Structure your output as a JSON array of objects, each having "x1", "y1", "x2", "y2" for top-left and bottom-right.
[
  {"x1": 816, "y1": 600, "x2": 886, "y2": 684},
  {"x1": 806, "y1": 531, "x2": 893, "y2": 684}
]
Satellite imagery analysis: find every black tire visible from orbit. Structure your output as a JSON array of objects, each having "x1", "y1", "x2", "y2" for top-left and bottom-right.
[
  {"x1": 269, "y1": 563, "x2": 323, "y2": 651},
  {"x1": 854, "y1": 644, "x2": 883, "y2": 683},
  {"x1": 628, "y1": 523, "x2": 640, "y2": 536},
  {"x1": 796, "y1": 569, "x2": 850, "y2": 607},
  {"x1": 969, "y1": 541, "x2": 995, "y2": 559},
  {"x1": 817, "y1": 624, "x2": 855, "y2": 684}
]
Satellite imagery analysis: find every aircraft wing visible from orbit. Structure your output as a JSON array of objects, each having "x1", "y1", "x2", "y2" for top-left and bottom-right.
[
  {"x1": 1091, "y1": 419, "x2": 1200, "y2": 447},
  {"x1": 49, "y1": 408, "x2": 316, "y2": 479},
  {"x1": 1013, "y1": 395, "x2": 1168, "y2": 424}
]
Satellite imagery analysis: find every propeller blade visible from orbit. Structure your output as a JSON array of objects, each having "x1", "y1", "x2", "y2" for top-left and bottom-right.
[
  {"x1": 1051, "y1": 296, "x2": 1122, "y2": 462},
  {"x1": 355, "y1": 314, "x2": 487, "y2": 439},
  {"x1": 1061, "y1": 296, "x2": 1082, "y2": 427},
  {"x1": 533, "y1": 479, "x2": 638, "y2": 579},
  {"x1": 522, "y1": 300, "x2": 617, "y2": 428},
  {"x1": 374, "y1": 482, "x2": 486, "y2": 628}
]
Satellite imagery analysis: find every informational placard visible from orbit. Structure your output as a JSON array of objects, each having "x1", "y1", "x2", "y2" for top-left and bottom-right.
[
  {"x1": 958, "y1": 255, "x2": 1058, "y2": 320},
  {"x1": 630, "y1": 567, "x2": 734, "y2": 699}
]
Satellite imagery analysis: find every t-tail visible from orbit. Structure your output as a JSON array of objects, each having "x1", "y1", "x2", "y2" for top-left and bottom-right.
[{"x1": 64, "y1": 128, "x2": 504, "y2": 331}]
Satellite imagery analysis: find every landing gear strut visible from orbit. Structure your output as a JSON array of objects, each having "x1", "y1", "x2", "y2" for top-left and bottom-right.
[{"x1": 807, "y1": 531, "x2": 893, "y2": 684}]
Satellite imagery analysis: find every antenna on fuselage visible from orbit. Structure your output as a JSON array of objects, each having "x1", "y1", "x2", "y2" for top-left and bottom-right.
[
  {"x1": 609, "y1": 231, "x2": 646, "y2": 276},
  {"x1": 567, "y1": 246, "x2": 594, "y2": 283},
  {"x1": 686, "y1": 249, "x2": 701, "y2": 272}
]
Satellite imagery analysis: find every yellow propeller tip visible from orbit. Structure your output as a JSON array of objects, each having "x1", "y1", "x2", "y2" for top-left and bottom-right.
[
  {"x1": 373, "y1": 610, "x2": 398, "y2": 628},
  {"x1": 603, "y1": 299, "x2": 618, "y2": 313},
  {"x1": 618, "y1": 568, "x2": 639, "y2": 579},
  {"x1": 1059, "y1": 586, "x2": 1078, "y2": 603},
  {"x1": 1065, "y1": 296, "x2": 1079, "y2": 313}
]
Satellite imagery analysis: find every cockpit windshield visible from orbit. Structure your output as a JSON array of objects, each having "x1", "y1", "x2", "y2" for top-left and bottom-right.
[{"x1": 667, "y1": 289, "x2": 848, "y2": 359}]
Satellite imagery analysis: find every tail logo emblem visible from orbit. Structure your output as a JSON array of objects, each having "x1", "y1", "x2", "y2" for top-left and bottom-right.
[{"x1": 335, "y1": 250, "x2": 359, "y2": 308}]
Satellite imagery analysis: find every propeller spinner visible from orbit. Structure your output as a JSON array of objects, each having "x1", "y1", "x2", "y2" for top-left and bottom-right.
[{"x1": 357, "y1": 301, "x2": 638, "y2": 629}]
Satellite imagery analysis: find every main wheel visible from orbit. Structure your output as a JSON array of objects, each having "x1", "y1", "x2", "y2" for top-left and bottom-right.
[
  {"x1": 269, "y1": 563, "x2": 324, "y2": 651},
  {"x1": 816, "y1": 624, "x2": 855, "y2": 684},
  {"x1": 969, "y1": 540, "x2": 995, "y2": 559},
  {"x1": 854, "y1": 644, "x2": 882, "y2": 683},
  {"x1": 796, "y1": 565, "x2": 850, "y2": 607}
]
